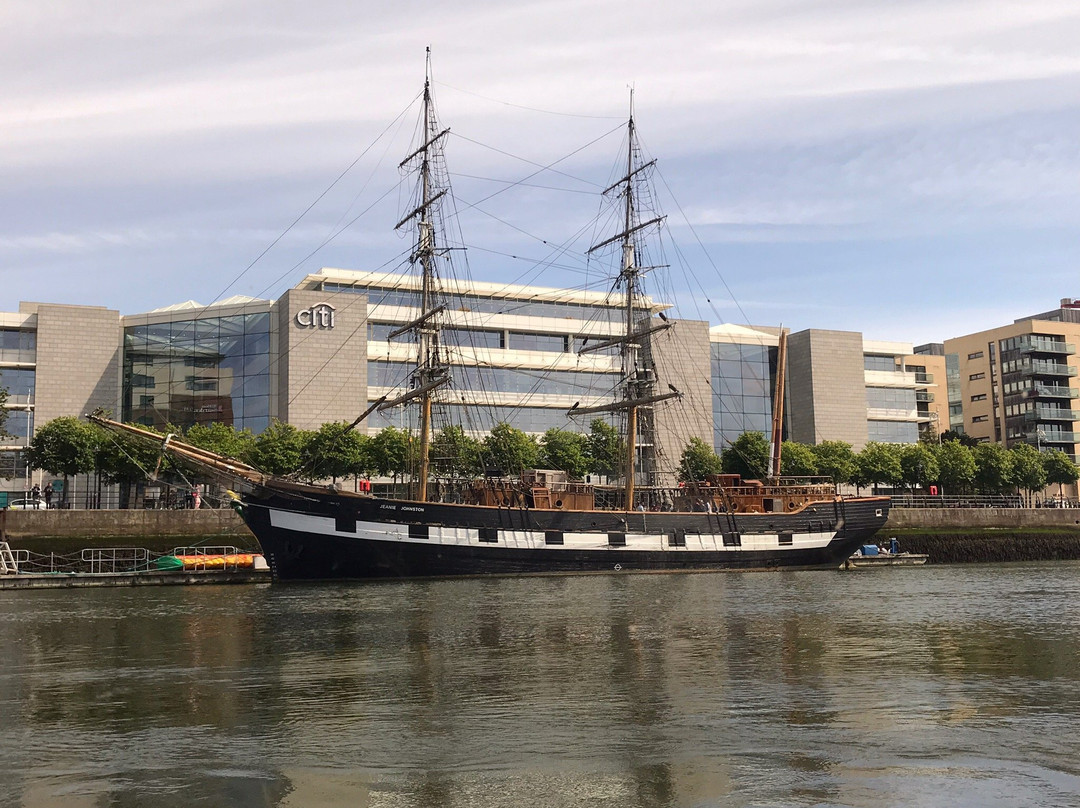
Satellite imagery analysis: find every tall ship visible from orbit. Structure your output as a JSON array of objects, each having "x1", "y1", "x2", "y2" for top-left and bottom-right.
[{"x1": 94, "y1": 55, "x2": 890, "y2": 579}]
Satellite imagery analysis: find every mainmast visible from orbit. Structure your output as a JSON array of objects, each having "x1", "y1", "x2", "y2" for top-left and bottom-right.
[
  {"x1": 573, "y1": 95, "x2": 679, "y2": 510},
  {"x1": 379, "y1": 48, "x2": 450, "y2": 501}
]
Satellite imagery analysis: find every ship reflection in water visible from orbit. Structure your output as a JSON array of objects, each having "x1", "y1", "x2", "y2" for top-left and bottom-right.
[{"x1": 3, "y1": 564, "x2": 1080, "y2": 807}]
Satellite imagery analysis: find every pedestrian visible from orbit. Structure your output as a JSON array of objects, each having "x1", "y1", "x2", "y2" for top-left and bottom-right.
[
  {"x1": 31, "y1": 484, "x2": 40, "y2": 502},
  {"x1": 43, "y1": 485, "x2": 53, "y2": 509}
]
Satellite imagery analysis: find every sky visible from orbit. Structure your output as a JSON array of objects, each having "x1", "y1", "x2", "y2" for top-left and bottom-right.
[{"x1": 3, "y1": 0, "x2": 1080, "y2": 345}]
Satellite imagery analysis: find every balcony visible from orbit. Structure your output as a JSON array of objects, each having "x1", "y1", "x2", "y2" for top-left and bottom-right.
[
  {"x1": 1020, "y1": 360, "x2": 1077, "y2": 378},
  {"x1": 1016, "y1": 337, "x2": 1075, "y2": 355},
  {"x1": 1030, "y1": 384, "x2": 1079, "y2": 399},
  {"x1": 1028, "y1": 431, "x2": 1078, "y2": 444},
  {"x1": 1023, "y1": 406, "x2": 1080, "y2": 422},
  {"x1": 915, "y1": 390, "x2": 935, "y2": 403},
  {"x1": 914, "y1": 372, "x2": 934, "y2": 385}
]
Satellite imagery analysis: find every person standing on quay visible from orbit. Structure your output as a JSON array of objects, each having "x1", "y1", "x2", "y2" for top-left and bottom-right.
[{"x1": 43, "y1": 485, "x2": 52, "y2": 509}]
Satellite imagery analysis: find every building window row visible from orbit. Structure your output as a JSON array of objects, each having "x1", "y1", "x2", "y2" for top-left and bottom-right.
[
  {"x1": 325, "y1": 283, "x2": 629, "y2": 324},
  {"x1": 971, "y1": 393, "x2": 987, "y2": 402},
  {"x1": 967, "y1": 351, "x2": 983, "y2": 360},
  {"x1": 970, "y1": 372, "x2": 985, "y2": 381}
]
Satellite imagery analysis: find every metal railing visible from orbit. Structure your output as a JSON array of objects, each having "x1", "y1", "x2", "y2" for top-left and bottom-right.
[
  {"x1": 81, "y1": 547, "x2": 152, "y2": 574},
  {"x1": 892, "y1": 495, "x2": 1024, "y2": 509}
]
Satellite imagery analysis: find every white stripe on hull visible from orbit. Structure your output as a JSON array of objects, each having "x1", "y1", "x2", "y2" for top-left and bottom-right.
[{"x1": 268, "y1": 508, "x2": 838, "y2": 552}]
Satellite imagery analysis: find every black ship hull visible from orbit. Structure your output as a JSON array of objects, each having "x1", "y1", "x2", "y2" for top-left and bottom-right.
[{"x1": 239, "y1": 487, "x2": 891, "y2": 581}]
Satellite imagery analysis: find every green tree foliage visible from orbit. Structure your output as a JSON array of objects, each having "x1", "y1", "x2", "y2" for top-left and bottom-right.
[
  {"x1": 1041, "y1": 448, "x2": 1080, "y2": 496},
  {"x1": 585, "y1": 419, "x2": 621, "y2": 478},
  {"x1": 941, "y1": 429, "x2": 980, "y2": 448},
  {"x1": 1009, "y1": 444, "x2": 1047, "y2": 497},
  {"x1": 539, "y1": 428, "x2": 590, "y2": 479},
  {"x1": 898, "y1": 443, "x2": 939, "y2": 492},
  {"x1": 720, "y1": 431, "x2": 769, "y2": 480},
  {"x1": 0, "y1": 386, "x2": 10, "y2": 440},
  {"x1": 247, "y1": 420, "x2": 309, "y2": 477},
  {"x1": 810, "y1": 441, "x2": 856, "y2": 486},
  {"x1": 972, "y1": 443, "x2": 1014, "y2": 495},
  {"x1": 678, "y1": 436, "x2": 724, "y2": 482},
  {"x1": 780, "y1": 441, "x2": 818, "y2": 477},
  {"x1": 853, "y1": 442, "x2": 903, "y2": 491},
  {"x1": 184, "y1": 421, "x2": 256, "y2": 461},
  {"x1": 303, "y1": 422, "x2": 370, "y2": 483},
  {"x1": 370, "y1": 426, "x2": 416, "y2": 481},
  {"x1": 27, "y1": 417, "x2": 100, "y2": 478},
  {"x1": 482, "y1": 423, "x2": 539, "y2": 476},
  {"x1": 430, "y1": 425, "x2": 481, "y2": 479},
  {"x1": 933, "y1": 440, "x2": 976, "y2": 494},
  {"x1": 27, "y1": 417, "x2": 101, "y2": 499}
]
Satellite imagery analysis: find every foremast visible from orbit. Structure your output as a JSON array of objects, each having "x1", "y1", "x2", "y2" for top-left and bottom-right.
[
  {"x1": 574, "y1": 97, "x2": 680, "y2": 510},
  {"x1": 380, "y1": 48, "x2": 450, "y2": 502}
]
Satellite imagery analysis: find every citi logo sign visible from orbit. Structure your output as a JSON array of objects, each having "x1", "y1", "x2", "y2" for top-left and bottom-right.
[{"x1": 295, "y1": 302, "x2": 336, "y2": 329}]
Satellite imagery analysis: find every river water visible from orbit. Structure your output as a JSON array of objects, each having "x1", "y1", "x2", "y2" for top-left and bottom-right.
[{"x1": 2, "y1": 563, "x2": 1080, "y2": 807}]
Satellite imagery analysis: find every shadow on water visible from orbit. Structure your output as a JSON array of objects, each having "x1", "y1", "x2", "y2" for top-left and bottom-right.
[{"x1": 3, "y1": 564, "x2": 1080, "y2": 806}]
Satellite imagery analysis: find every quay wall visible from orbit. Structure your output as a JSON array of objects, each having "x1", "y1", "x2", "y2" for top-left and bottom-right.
[
  {"x1": 4, "y1": 507, "x2": 1080, "y2": 564},
  {"x1": 884, "y1": 507, "x2": 1080, "y2": 564}
]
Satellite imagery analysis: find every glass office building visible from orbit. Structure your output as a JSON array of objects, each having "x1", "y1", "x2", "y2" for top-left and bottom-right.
[{"x1": 122, "y1": 310, "x2": 271, "y2": 433}]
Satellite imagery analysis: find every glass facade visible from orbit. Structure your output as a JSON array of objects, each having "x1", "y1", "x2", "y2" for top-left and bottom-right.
[
  {"x1": 0, "y1": 368, "x2": 35, "y2": 406},
  {"x1": 866, "y1": 387, "x2": 916, "y2": 410},
  {"x1": 368, "y1": 361, "x2": 620, "y2": 398},
  {"x1": 368, "y1": 403, "x2": 587, "y2": 434},
  {"x1": 710, "y1": 342, "x2": 774, "y2": 451},
  {"x1": 323, "y1": 282, "x2": 628, "y2": 324},
  {"x1": 122, "y1": 313, "x2": 271, "y2": 433},
  {"x1": 867, "y1": 420, "x2": 919, "y2": 443},
  {"x1": 0, "y1": 329, "x2": 36, "y2": 365}
]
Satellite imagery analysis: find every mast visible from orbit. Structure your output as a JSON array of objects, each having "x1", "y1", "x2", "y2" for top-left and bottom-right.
[
  {"x1": 575, "y1": 93, "x2": 679, "y2": 510},
  {"x1": 382, "y1": 47, "x2": 450, "y2": 502},
  {"x1": 769, "y1": 329, "x2": 788, "y2": 479}
]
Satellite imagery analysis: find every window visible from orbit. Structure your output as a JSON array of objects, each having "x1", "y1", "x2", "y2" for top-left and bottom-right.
[
  {"x1": 139, "y1": 395, "x2": 155, "y2": 407},
  {"x1": 130, "y1": 374, "x2": 156, "y2": 389},
  {"x1": 864, "y1": 355, "x2": 898, "y2": 372},
  {"x1": 971, "y1": 394, "x2": 987, "y2": 402},
  {"x1": 972, "y1": 415, "x2": 988, "y2": 423},
  {"x1": 508, "y1": 332, "x2": 566, "y2": 352},
  {"x1": 970, "y1": 372, "x2": 985, "y2": 381},
  {"x1": 968, "y1": 351, "x2": 984, "y2": 360}
]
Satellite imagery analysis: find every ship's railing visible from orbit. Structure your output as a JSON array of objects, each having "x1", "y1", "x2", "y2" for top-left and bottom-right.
[{"x1": 892, "y1": 494, "x2": 1024, "y2": 509}]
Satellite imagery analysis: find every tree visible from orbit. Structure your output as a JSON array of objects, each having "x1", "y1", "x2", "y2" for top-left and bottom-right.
[
  {"x1": 96, "y1": 422, "x2": 172, "y2": 508},
  {"x1": 1041, "y1": 449, "x2": 1080, "y2": 497},
  {"x1": 853, "y1": 442, "x2": 902, "y2": 492},
  {"x1": 1009, "y1": 444, "x2": 1047, "y2": 500},
  {"x1": 780, "y1": 441, "x2": 818, "y2": 477},
  {"x1": 934, "y1": 440, "x2": 975, "y2": 494},
  {"x1": 481, "y1": 423, "x2": 539, "y2": 476},
  {"x1": 370, "y1": 426, "x2": 416, "y2": 481},
  {"x1": 899, "y1": 443, "x2": 939, "y2": 493},
  {"x1": 0, "y1": 386, "x2": 10, "y2": 442},
  {"x1": 184, "y1": 421, "x2": 256, "y2": 461},
  {"x1": 585, "y1": 419, "x2": 621, "y2": 479},
  {"x1": 302, "y1": 421, "x2": 369, "y2": 483},
  {"x1": 972, "y1": 443, "x2": 1013, "y2": 495},
  {"x1": 720, "y1": 431, "x2": 769, "y2": 480},
  {"x1": 26, "y1": 417, "x2": 101, "y2": 504},
  {"x1": 539, "y1": 428, "x2": 589, "y2": 479},
  {"x1": 678, "y1": 437, "x2": 724, "y2": 482},
  {"x1": 810, "y1": 441, "x2": 855, "y2": 486},
  {"x1": 247, "y1": 420, "x2": 308, "y2": 477},
  {"x1": 430, "y1": 425, "x2": 481, "y2": 479},
  {"x1": 941, "y1": 429, "x2": 979, "y2": 448}
]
